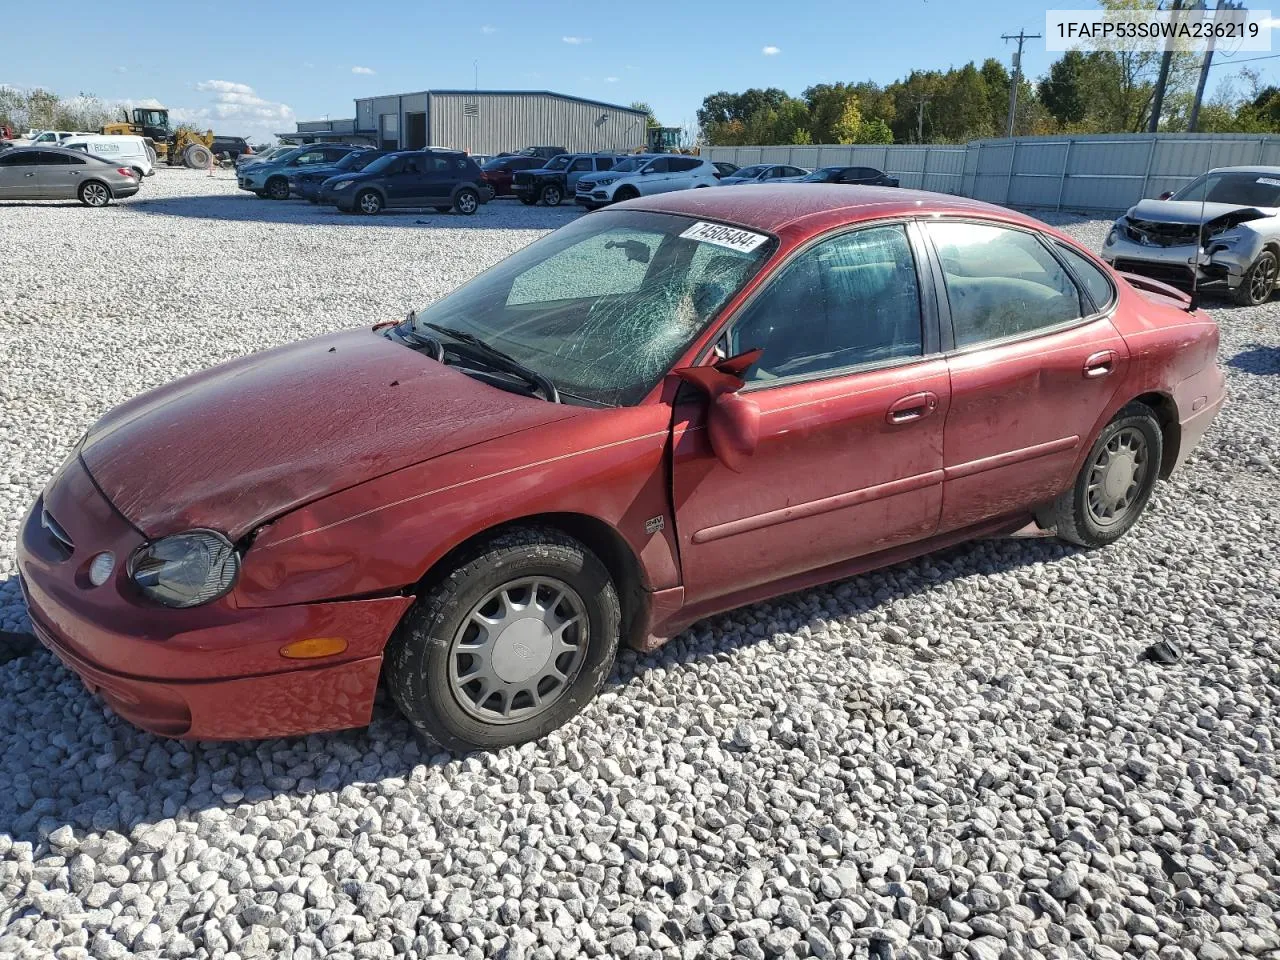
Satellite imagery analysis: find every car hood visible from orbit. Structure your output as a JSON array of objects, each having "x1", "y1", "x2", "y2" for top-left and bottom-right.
[
  {"x1": 321, "y1": 169, "x2": 378, "y2": 187},
  {"x1": 1126, "y1": 198, "x2": 1278, "y2": 225},
  {"x1": 80, "y1": 328, "x2": 579, "y2": 540}
]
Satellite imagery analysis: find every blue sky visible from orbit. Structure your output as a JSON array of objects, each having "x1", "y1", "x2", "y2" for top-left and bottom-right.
[{"x1": 4, "y1": 0, "x2": 1277, "y2": 143}]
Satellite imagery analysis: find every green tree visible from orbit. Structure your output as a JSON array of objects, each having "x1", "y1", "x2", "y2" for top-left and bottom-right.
[
  {"x1": 630, "y1": 101, "x2": 659, "y2": 128},
  {"x1": 830, "y1": 98, "x2": 863, "y2": 144},
  {"x1": 1039, "y1": 50, "x2": 1088, "y2": 126}
]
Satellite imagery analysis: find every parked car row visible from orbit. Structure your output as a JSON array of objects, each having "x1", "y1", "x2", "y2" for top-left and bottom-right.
[{"x1": 235, "y1": 142, "x2": 489, "y2": 215}]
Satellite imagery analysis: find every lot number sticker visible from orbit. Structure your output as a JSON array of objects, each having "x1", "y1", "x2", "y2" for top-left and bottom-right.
[
  {"x1": 1258, "y1": 177, "x2": 1280, "y2": 186},
  {"x1": 680, "y1": 221, "x2": 769, "y2": 253}
]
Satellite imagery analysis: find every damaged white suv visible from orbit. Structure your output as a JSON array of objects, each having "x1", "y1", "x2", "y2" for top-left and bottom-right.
[{"x1": 1101, "y1": 166, "x2": 1280, "y2": 306}]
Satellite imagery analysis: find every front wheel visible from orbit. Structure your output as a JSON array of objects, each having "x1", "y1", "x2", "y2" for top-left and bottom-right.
[
  {"x1": 355, "y1": 189, "x2": 383, "y2": 215},
  {"x1": 266, "y1": 177, "x2": 290, "y2": 201},
  {"x1": 540, "y1": 184, "x2": 563, "y2": 206},
  {"x1": 613, "y1": 186, "x2": 639, "y2": 203},
  {"x1": 78, "y1": 181, "x2": 111, "y2": 207},
  {"x1": 1233, "y1": 250, "x2": 1278, "y2": 306},
  {"x1": 1039, "y1": 403, "x2": 1163, "y2": 548},
  {"x1": 386, "y1": 528, "x2": 620, "y2": 751},
  {"x1": 454, "y1": 188, "x2": 480, "y2": 215}
]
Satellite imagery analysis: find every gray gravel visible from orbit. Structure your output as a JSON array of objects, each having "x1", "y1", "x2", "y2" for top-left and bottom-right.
[{"x1": 1, "y1": 173, "x2": 1278, "y2": 960}]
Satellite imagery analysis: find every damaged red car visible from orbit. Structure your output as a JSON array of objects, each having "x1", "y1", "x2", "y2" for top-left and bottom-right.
[{"x1": 18, "y1": 186, "x2": 1225, "y2": 749}]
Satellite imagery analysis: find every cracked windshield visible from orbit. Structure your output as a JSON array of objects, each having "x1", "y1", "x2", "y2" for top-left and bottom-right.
[{"x1": 411, "y1": 210, "x2": 776, "y2": 405}]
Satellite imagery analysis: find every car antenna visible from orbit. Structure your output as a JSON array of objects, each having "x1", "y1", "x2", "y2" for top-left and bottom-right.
[{"x1": 1187, "y1": 146, "x2": 1212, "y2": 314}]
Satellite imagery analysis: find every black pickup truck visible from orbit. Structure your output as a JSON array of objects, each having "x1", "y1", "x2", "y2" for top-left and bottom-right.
[{"x1": 511, "y1": 153, "x2": 624, "y2": 206}]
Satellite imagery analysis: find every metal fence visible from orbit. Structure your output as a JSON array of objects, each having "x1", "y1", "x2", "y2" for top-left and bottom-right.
[{"x1": 704, "y1": 133, "x2": 1280, "y2": 215}]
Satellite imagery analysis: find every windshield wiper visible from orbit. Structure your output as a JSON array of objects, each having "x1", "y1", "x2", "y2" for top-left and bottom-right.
[
  {"x1": 387, "y1": 310, "x2": 445, "y2": 361},
  {"x1": 422, "y1": 322, "x2": 561, "y2": 403}
]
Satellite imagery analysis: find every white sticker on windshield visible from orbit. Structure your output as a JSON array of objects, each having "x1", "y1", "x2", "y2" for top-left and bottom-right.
[
  {"x1": 1258, "y1": 177, "x2": 1280, "y2": 186},
  {"x1": 680, "y1": 221, "x2": 768, "y2": 253}
]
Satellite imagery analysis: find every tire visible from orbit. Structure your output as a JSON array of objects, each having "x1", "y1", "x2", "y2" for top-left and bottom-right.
[
  {"x1": 355, "y1": 189, "x2": 383, "y2": 215},
  {"x1": 266, "y1": 177, "x2": 290, "y2": 201},
  {"x1": 434, "y1": 206, "x2": 452, "y2": 213},
  {"x1": 131, "y1": 167, "x2": 145, "y2": 182},
  {"x1": 253, "y1": 191, "x2": 267, "y2": 199},
  {"x1": 1232, "y1": 250, "x2": 1278, "y2": 306},
  {"x1": 540, "y1": 184, "x2": 563, "y2": 206},
  {"x1": 519, "y1": 196, "x2": 536, "y2": 206},
  {"x1": 78, "y1": 181, "x2": 111, "y2": 207},
  {"x1": 613, "y1": 186, "x2": 639, "y2": 203},
  {"x1": 454, "y1": 188, "x2": 480, "y2": 215},
  {"x1": 386, "y1": 527, "x2": 621, "y2": 751},
  {"x1": 183, "y1": 144, "x2": 213, "y2": 169},
  {"x1": 1038, "y1": 402, "x2": 1163, "y2": 548}
]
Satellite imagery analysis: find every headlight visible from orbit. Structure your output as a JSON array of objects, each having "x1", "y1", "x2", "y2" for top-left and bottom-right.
[
  {"x1": 331, "y1": 180, "x2": 353, "y2": 191},
  {"x1": 128, "y1": 530, "x2": 240, "y2": 608},
  {"x1": 595, "y1": 177, "x2": 617, "y2": 186},
  {"x1": 1105, "y1": 226, "x2": 1120, "y2": 246}
]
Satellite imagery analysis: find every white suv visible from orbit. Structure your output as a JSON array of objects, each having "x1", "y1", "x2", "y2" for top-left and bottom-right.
[{"x1": 575, "y1": 154, "x2": 719, "y2": 209}]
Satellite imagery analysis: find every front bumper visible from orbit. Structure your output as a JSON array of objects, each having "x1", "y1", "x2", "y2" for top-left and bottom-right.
[
  {"x1": 237, "y1": 169, "x2": 275, "y2": 192},
  {"x1": 16, "y1": 457, "x2": 412, "y2": 739},
  {"x1": 1102, "y1": 231, "x2": 1253, "y2": 290}
]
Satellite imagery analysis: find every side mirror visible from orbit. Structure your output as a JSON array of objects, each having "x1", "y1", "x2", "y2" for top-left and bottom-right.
[
  {"x1": 1158, "y1": 190, "x2": 1174, "y2": 201},
  {"x1": 673, "y1": 349, "x2": 763, "y2": 472}
]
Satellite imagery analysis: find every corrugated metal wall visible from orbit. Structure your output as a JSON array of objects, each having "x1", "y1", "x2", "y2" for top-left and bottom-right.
[
  {"x1": 706, "y1": 134, "x2": 1280, "y2": 213},
  {"x1": 426, "y1": 93, "x2": 647, "y2": 155}
]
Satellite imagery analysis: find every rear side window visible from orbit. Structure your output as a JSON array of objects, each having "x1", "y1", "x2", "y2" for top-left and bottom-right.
[
  {"x1": 729, "y1": 224, "x2": 924, "y2": 382},
  {"x1": 1055, "y1": 243, "x2": 1116, "y2": 312},
  {"x1": 670, "y1": 157, "x2": 702, "y2": 172},
  {"x1": 927, "y1": 221, "x2": 1084, "y2": 347},
  {"x1": 596, "y1": 157, "x2": 615, "y2": 171},
  {"x1": 643, "y1": 158, "x2": 670, "y2": 174}
]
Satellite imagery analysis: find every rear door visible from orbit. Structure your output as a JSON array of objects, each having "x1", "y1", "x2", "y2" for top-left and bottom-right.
[
  {"x1": 37, "y1": 152, "x2": 91, "y2": 198},
  {"x1": 0, "y1": 149, "x2": 43, "y2": 198},
  {"x1": 923, "y1": 218, "x2": 1130, "y2": 533}
]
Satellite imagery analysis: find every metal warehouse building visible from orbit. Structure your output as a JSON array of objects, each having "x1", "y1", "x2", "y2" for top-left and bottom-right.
[{"x1": 349, "y1": 90, "x2": 649, "y2": 155}]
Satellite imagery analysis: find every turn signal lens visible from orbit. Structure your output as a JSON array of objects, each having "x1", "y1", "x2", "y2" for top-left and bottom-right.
[{"x1": 279, "y1": 637, "x2": 348, "y2": 660}]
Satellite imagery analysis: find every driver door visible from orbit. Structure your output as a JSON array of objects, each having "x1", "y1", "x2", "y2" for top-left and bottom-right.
[
  {"x1": 671, "y1": 222, "x2": 949, "y2": 606},
  {"x1": 638, "y1": 157, "x2": 671, "y2": 195}
]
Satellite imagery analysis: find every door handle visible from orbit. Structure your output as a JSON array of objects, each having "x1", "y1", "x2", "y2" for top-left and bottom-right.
[
  {"x1": 24, "y1": 172, "x2": 35, "y2": 177},
  {"x1": 886, "y1": 391, "x2": 939, "y2": 425},
  {"x1": 1083, "y1": 350, "x2": 1116, "y2": 379}
]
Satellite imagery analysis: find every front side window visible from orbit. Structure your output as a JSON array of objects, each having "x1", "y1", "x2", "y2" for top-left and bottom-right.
[
  {"x1": 293, "y1": 150, "x2": 326, "y2": 166},
  {"x1": 596, "y1": 157, "x2": 615, "y2": 170},
  {"x1": 928, "y1": 221, "x2": 1084, "y2": 347},
  {"x1": 643, "y1": 158, "x2": 669, "y2": 174},
  {"x1": 409, "y1": 210, "x2": 776, "y2": 406},
  {"x1": 729, "y1": 224, "x2": 924, "y2": 383},
  {"x1": 0, "y1": 152, "x2": 34, "y2": 166}
]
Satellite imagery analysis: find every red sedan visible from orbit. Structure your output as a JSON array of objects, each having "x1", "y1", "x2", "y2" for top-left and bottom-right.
[{"x1": 17, "y1": 186, "x2": 1225, "y2": 749}]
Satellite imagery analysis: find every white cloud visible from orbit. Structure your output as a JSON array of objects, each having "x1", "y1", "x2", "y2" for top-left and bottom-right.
[
  {"x1": 196, "y1": 80, "x2": 254, "y2": 95},
  {"x1": 762, "y1": 45, "x2": 780, "y2": 55},
  {"x1": 605, "y1": 76, "x2": 619, "y2": 83},
  {"x1": 178, "y1": 80, "x2": 294, "y2": 144},
  {"x1": 351, "y1": 66, "x2": 375, "y2": 75},
  {"x1": 562, "y1": 36, "x2": 591, "y2": 44},
  {"x1": 481, "y1": 24, "x2": 497, "y2": 34}
]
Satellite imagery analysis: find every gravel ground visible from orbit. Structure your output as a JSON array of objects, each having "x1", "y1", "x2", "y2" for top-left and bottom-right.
[{"x1": 1, "y1": 171, "x2": 1278, "y2": 960}]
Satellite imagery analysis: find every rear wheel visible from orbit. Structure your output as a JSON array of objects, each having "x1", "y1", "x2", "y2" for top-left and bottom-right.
[
  {"x1": 540, "y1": 184, "x2": 563, "y2": 206},
  {"x1": 454, "y1": 188, "x2": 480, "y2": 215},
  {"x1": 386, "y1": 528, "x2": 620, "y2": 751},
  {"x1": 1039, "y1": 403, "x2": 1162, "y2": 548},
  {"x1": 356, "y1": 189, "x2": 383, "y2": 215},
  {"x1": 183, "y1": 143, "x2": 212, "y2": 169},
  {"x1": 78, "y1": 181, "x2": 111, "y2": 207},
  {"x1": 266, "y1": 177, "x2": 290, "y2": 201},
  {"x1": 1232, "y1": 250, "x2": 1278, "y2": 306}
]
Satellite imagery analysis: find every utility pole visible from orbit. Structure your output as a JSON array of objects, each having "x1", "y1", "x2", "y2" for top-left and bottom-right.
[
  {"x1": 912, "y1": 96, "x2": 932, "y2": 143},
  {"x1": 1002, "y1": 29, "x2": 1041, "y2": 137},
  {"x1": 1190, "y1": 0, "x2": 1237, "y2": 131},
  {"x1": 1148, "y1": 0, "x2": 1188, "y2": 132}
]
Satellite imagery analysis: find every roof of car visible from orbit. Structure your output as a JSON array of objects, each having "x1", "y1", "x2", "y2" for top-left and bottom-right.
[
  {"x1": 626, "y1": 184, "x2": 1042, "y2": 235},
  {"x1": 1208, "y1": 165, "x2": 1280, "y2": 175}
]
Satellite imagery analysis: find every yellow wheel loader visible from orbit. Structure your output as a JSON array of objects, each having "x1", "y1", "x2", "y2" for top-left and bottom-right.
[{"x1": 102, "y1": 107, "x2": 216, "y2": 168}]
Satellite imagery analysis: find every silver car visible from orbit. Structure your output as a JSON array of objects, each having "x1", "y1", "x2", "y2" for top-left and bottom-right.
[
  {"x1": 0, "y1": 146, "x2": 139, "y2": 206},
  {"x1": 717, "y1": 163, "x2": 809, "y2": 186},
  {"x1": 1101, "y1": 165, "x2": 1280, "y2": 306}
]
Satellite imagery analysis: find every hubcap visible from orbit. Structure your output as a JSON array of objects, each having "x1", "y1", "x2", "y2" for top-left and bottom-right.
[
  {"x1": 459, "y1": 193, "x2": 476, "y2": 213},
  {"x1": 1086, "y1": 426, "x2": 1148, "y2": 526},
  {"x1": 448, "y1": 577, "x2": 588, "y2": 724},
  {"x1": 545, "y1": 188, "x2": 560, "y2": 204},
  {"x1": 85, "y1": 184, "x2": 107, "y2": 205},
  {"x1": 360, "y1": 194, "x2": 379, "y2": 213},
  {"x1": 1251, "y1": 256, "x2": 1277, "y2": 302}
]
